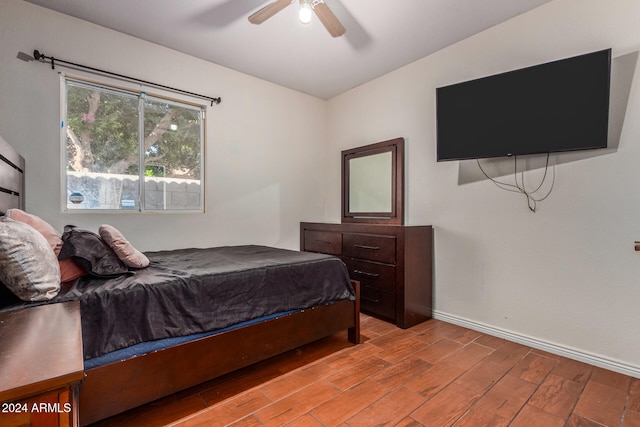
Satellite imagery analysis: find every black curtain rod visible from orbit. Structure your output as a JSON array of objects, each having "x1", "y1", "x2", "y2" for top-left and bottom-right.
[{"x1": 30, "y1": 49, "x2": 221, "y2": 106}]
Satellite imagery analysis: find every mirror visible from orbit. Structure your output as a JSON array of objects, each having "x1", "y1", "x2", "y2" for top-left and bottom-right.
[
  {"x1": 349, "y1": 151, "x2": 393, "y2": 213},
  {"x1": 342, "y1": 137, "x2": 404, "y2": 224}
]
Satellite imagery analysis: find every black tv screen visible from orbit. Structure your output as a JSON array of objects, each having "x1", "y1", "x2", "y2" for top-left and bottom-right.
[{"x1": 436, "y1": 49, "x2": 611, "y2": 162}]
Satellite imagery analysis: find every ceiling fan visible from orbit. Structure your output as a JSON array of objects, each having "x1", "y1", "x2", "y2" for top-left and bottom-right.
[{"x1": 249, "y1": 0, "x2": 346, "y2": 38}]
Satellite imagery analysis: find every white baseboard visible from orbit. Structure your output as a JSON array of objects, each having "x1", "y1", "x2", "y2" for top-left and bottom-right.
[{"x1": 432, "y1": 310, "x2": 640, "y2": 379}]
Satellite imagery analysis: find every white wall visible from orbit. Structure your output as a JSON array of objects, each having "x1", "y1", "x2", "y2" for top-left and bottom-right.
[
  {"x1": 0, "y1": 0, "x2": 328, "y2": 251},
  {"x1": 327, "y1": 0, "x2": 640, "y2": 374}
]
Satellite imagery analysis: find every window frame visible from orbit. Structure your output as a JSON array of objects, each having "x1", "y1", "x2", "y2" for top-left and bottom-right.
[{"x1": 60, "y1": 75, "x2": 206, "y2": 213}]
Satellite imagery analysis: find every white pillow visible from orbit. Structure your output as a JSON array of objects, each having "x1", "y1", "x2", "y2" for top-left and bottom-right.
[{"x1": 0, "y1": 217, "x2": 61, "y2": 301}]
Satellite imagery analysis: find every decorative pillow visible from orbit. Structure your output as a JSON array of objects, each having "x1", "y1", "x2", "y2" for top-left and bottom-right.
[
  {"x1": 5, "y1": 208, "x2": 63, "y2": 255},
  {"x1": 59, "y1": 225, "x2": 132, "y2": 278},
  {"x1": 0, "y1": 217, "x2": 61, "y2": 301},
  {"x1": 59, "y1": 258, "x2": 87, "y2": 283},
  {"x1": 98, "y1": 224, "x2": 150, "y2": 268}
]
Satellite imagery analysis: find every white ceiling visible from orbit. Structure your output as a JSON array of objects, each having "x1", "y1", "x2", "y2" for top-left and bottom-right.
[{"x1": 24, "y1": 0, "x2": 553, "y2": 99}]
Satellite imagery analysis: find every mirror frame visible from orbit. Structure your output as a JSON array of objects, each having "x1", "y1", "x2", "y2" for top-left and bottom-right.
[{"x1": 342, "y1": 137, "x2": 404, "y2": 225}]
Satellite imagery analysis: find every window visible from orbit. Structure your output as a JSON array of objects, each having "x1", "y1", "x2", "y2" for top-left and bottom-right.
[{"x1": 62, "y1": 77, "x2": 205, "y2": 212}]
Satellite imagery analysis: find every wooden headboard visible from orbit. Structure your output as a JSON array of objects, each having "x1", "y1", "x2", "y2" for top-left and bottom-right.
[{"x1": 0, "y1": 136, "x2": 25, "y2": 214}]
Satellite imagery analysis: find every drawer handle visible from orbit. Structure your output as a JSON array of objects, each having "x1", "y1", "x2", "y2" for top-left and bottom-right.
[
  {"x1": 354, "y1": 244, "x2": 380, "y2": 251},
  {"x1": 361, "y1": 296, "x2": 381, "y2": 304},
  {"x1": 353, "y1": 269, "x2": 380, "y2": 278}
]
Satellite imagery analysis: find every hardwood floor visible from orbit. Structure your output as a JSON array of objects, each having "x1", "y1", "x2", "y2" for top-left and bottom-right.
[{"x1": 91, "y1": 314, "x2": 640, "y2": 427}]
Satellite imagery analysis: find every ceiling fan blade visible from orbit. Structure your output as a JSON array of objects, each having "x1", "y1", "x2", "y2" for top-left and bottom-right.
[
  {"x1": 313, "y1": 1, "x2": 346, "y2": 37},
  {"x1": 248, "y1": 0, "x2": 292, "y2": 25}
]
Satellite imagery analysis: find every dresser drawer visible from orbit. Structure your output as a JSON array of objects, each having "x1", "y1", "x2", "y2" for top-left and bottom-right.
[
  {"x1": 303, "y1": 230, "x2": 342, "y2": 256},
  {"x1": 360, "y1": 286, "x2": 395, "y2": 321},
  {"x1": 344, "y1": 258, "x2": 395, "y2": 293},
  {"x1": 343, "y1": 233, "x2": 396, "y2": 264}
]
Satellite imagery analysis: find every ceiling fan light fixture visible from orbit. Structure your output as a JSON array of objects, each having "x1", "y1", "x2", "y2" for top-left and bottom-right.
[
  {"x1": 249, "y1": 0, "x2": 345, "y2": 37},
  {"x1": 299, "y1": 0, "x2": 313, "y2": 24}
]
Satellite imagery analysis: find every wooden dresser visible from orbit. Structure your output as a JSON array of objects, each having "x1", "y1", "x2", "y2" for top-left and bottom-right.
[
  {"x1": 301, "y1": 222, "x2": 433, "y2": 329},
  {"x1": 0, "y1": 302, "x2": 84, "y2": 427}
]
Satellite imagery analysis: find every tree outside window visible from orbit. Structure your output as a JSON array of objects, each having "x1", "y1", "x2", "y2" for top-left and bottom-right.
[{"x1": 63, "y1": 78, "x2": 204, "y2": 211}]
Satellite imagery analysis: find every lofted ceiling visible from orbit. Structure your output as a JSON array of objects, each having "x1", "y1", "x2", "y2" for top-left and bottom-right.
[{"x1": 24, "y1": 0, "x2": 553, "y2": 99}]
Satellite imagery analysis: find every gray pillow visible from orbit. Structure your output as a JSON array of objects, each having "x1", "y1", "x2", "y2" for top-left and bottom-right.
[
  {"x1": 59, "y1": 225, "x2": 131, "y2": 278},
  {"x1": 0, "y1": 216, "x2": 60, "y2": 301}
]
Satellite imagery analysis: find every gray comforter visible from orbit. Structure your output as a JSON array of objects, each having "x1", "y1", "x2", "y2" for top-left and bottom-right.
[{"x1": 61, "y1": 245, "x2": 354, "y2": 359}]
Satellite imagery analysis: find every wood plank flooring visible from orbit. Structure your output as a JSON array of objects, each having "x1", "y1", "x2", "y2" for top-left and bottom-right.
[{"x1": 91, "y1": 314, "x2": 640, "y2": 427}]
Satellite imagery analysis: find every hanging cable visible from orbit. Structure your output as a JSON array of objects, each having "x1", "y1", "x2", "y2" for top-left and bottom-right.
[
  {"x1": 477, "y1": 153, "x2": 555, "y2": 213},
  {"x1": 23, "y1": 49, "x2": 221, "y2": 107},
  {"x1": 514, "y1": 154, "x2": 555, "y2": 212}
]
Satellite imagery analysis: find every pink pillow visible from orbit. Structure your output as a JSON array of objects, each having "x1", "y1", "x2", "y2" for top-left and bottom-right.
[
  {"x1": 5, "y1": 209, "x2": 63, "y2": 255},
  {"x1": 98, "y1": 224, "x2": 149, "y2": 268}
]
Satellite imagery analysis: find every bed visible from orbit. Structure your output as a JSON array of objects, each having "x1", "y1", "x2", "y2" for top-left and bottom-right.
[{"x1": 0, "y1": 137, "x2": 360, "y2": 426}]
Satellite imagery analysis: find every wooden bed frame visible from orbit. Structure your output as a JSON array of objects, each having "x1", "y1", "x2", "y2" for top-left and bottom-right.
[
  {"x1": 0, "y1": 137, "x2": 361, "y2": 426},
  {"x1": 0, "y1": 136, "x2": 25, "y2": 212}
]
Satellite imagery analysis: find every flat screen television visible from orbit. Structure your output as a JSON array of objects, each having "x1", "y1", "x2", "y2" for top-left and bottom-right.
[{"x1": 436, "y1": 49, "x2": 611, "y2": 162}]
